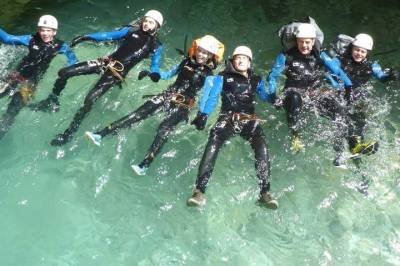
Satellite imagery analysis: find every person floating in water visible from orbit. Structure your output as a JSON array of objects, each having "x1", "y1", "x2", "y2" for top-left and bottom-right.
[
  {"x1": 45, "y1": 10, "x2": 165, "y2": 146},
  {"x1": 85, "y1": 35, "x2": 224, "y2": 175},
  {"x1": 269, "y1": 22, "x2": 352, "y2": 165},
  {"x1": 0, "y1": 15, "x2": 77, "y2": 139},
  {"x1": 187, "y1": 46, "x2": 278, "y2": 209},
  {"x1": 325, "y1": 33, "x2": 398, "y2": 166}
]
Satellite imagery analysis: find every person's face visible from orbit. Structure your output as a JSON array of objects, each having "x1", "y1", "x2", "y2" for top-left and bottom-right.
[
  {"x1": 39, "y1": 27, "x2": 56, "y2": 43},
  {"x1": 195, "y1": 47, "x2": 212, "y2": 65},
  {"x1": 296, "y1": 38, "x2": 315, "y2": 55},
  {"x1": 142, "y1": 17, "x2": 158, "y2": 32},
  {"x1": 351, "y1": 46, "x2": 368, "y2": 62},
  {"x1": 233, "y1": 55, "x2": 251, "y2": 72}
]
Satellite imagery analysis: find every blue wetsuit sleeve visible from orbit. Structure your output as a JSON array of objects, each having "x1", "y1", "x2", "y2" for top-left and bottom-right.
[
  {"x1": 158, "y1": 62, "x2": 180, "y2": 80},
  {"x1": 320, "y1": 51, "x2": 352, "y2": 89},
  {"x1": 199, "y1": 75, "x2": 223, "y2": 115},
  {"x1": 0, "y1": 29, "x2": 31, "y2": 46},
  {"x1": 59, "y1": 43, "x2": 78, "y2": 65},
  {"x1": 257, "y1": 79, "x2": 275, "y2": 103},
  {"x1": 150, "y1": 45, "x2": 164, "y2": 73},
  {"x1": 85, "y1": 26, "x2": 131, "y2": 42},
  {"x1": 267, "y1": 53, "x2": 286, "y2": 94},
  {"x1": 324, "y1": 73, "x2": 340, "y2": 89},
  {"x1": 372, "y1": 62, "x2": 389, "y2": 81}
]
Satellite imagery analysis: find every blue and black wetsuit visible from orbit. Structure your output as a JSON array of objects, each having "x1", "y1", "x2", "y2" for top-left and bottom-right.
[
  {"x1": 194, "y1": 60, "x2": 275, "y2": 195},
  {"x1": 94, "y1": 57, "x2": 213, "y2": 168},
  {"x1": 49, "y1": 24, "x2": 164, "y2": 146},
  {"x1": 0, "y1": 28, "x2": 77, "y2": 139},
  {"x1": 334, "y1": 48, "x2": 395, "y2": 150},
  {"x1": 268, "y1": 47, "x2": 351, "y2": 153}
]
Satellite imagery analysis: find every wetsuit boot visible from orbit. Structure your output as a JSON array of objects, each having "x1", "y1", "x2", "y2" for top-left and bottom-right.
[
  {"x1": 187, "y1": 189, "x2": 206, "y2": 206},
  {"x1": 259, "y1": 191, "x2": 278, "y2": 209}
]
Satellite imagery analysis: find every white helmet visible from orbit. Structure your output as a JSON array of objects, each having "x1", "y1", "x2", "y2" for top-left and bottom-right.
[
  {"x1": 232, "y1": 46, "x2": 253, "y2": 60},
  {"x1": 198, "y1": 35, "x2": 220, "y2": 55},
  {"x1": 296, "y1": 23, "x2": 316, "y2": 38},
  {"x1": 144, "y1": 10, "x2": 163, "y2": 27},
  {"x1": 352, "y1": 33, "x2": 373, "y2": 50},
  {"x1": 37, "y1": 15, "x2": 58, "y2": 30}
]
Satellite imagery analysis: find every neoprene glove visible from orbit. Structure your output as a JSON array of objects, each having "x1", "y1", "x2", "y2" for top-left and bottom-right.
[
  {"x1": 70, "y1": 36, "x2": 94, "y2": 47},
  {"x1": 191, "y1": 112, "x2": 208, "y2": 130},
  {"x1": 138, "y1": 71, "x2": 161, "y2": 82}
]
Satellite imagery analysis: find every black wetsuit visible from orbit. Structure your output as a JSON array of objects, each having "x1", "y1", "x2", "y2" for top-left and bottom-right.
[
  {"x1": 195, "y1": 62, "x2": 271, "y2": 195},
  {"x1": 95, "y1": 57, "x2": 213, "y2": 168},
  {"x1": 277, "y1": 47, "x2": 348, "y2": 153},
  {"x1": 339, "y1": 52, "x2": 391, "y2": 150},
  {"x1": 51, "y1": 26, "x2": 161, "y2": 145},
  {"x1": 0, "y1": 33, "x2": 72, "y2": 139}
]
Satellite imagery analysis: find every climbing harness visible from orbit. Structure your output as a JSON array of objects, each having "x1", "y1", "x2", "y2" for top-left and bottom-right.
[
  {"x1": 230, "y1": 112, "x2": 265, "y2": 133},
  {"x1": 169, "y1": 93, "x2": 195, "y2": 109}
]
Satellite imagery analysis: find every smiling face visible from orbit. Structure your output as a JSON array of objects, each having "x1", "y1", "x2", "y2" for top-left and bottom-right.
[
  {"x1": 296, "y1": 37, "x2": 315, "y2": 55},
  {"x1": 351, "y1": 46, "x2": 368, "y2": 62},
  {"x1": 233, "y1": 54, "x2": 251, "y2": 73},
  {"x1": 142, "y1": 16, "x2": 158, "y2": 32},
  {"x1": 38, "y1": 27, "x2": 56, "y2": 43},
  {"x1": 195, "y1": 47, "x2": 212, "y2": 65}
]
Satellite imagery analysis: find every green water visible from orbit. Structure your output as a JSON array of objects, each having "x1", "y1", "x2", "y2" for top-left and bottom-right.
[{"x1": 1, "y1": 0, "x2": 400, "y2": 265}]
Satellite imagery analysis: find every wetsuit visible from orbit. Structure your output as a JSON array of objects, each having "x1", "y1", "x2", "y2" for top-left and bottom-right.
[
  {"x1": 193, "y1": 60, "x2": 275, "y2": 195},
  {"x1": 334, "y1": 48, "x2": 395, "y2": 150},
  {"x1": 94, "y1": 57, "x2": 213, "y2": 168},
  {"x1": 268, "y1": 47, "x2": 352, "y2": 153},
  {"x1": 0, "y1": 28, "x2": 77, "y2": 139},
  {"x1": 49, "y1": 24, "x2": 164, "y2": 145}
]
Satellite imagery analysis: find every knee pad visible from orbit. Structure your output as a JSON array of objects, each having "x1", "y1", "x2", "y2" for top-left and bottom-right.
[{"x1": 58, "y1": 68, "x2": 70, "y2": 78}]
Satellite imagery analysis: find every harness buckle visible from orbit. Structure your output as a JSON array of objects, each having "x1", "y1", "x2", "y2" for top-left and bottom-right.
[{"x1": 102, "y1": 59, "x2": 125, "y2": 82}]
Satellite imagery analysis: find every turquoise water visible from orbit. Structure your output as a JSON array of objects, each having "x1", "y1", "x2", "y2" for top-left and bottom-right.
[{"x1": 1, "y1": 0, "x2": 400, "y2": 265}]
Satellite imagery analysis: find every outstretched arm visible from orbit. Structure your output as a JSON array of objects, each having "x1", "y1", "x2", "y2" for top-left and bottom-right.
[
  {"x1": 371, "y1": 62, "x2": 395, "y2": 82},
  {"x1": 150, "y1": 45, "x2": 164, "y2": 73},
  {"x1": 199, "y1": 75, "x2": 223, "y2": 115},
  {"x1": 70, "y1": 26, "x2": 132, "y2": 46},
  {"x1": 59, "y1": 43, "x2": 78, "y2": 65},
  {"x1": 191, "y1": 75, "x2": 223, "y2": 130},
  {"x1": 138, "y1": 46, "x2": 184, "y2": 82},
  {"x1": 320, "y1": 51, "x2": 353, "y2": 89},
  {"x1": 85, "y1": 26, "x2": 131, "y2": 41},
  {"x1": 0, "y1": 28, "x2": 31, "y2": 46}
]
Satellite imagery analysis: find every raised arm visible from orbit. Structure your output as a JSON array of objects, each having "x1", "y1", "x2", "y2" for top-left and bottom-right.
[{"x1": 267, "y1": 53, "x2": 286, "y2": 95}]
